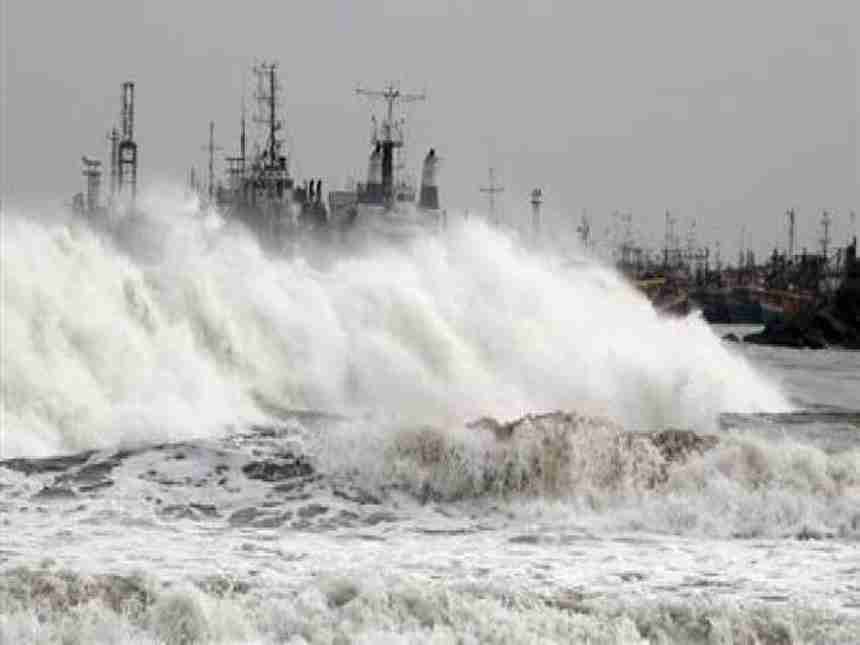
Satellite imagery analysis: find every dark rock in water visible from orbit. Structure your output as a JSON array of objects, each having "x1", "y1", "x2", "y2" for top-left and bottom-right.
[
  {"x1": 646, "y1": 429, "x2": 719, "y2": 463},
  {"x1": 33, "y1": 486, "x2": 77, "y2": 501},
  {"x1": 228, "y1": 506, "x2": 290, "y2": 528},
  {"x1": 722, "y1": 333, "x2": 740, "y2": 342},
  {"x1": 744, "y1": 317, "x2": 829, "y2": 349},
  {"x1": 228, "y1": 507, "x2": 263, "y2": 526},
  {"x1": 159, "y1": 503, "x2": 220, "y2": 521},
  {"x1": 251, "y1": 514, "x2": 290, "y2": 528},
  {"x1": 297, "y1": 504, "x2": 329, "y2": 519},
  {"x1": 333, "y1": 487, "x2": 382, "y2": 506},
  {"x1": 57, "y1": 455, "x2": 123, "y2": 490},
  {"x1": 159, "y1": 505, "x2": 198, "y2": 520},
  {"x1": 189, "y1": 502, "x2": 219, "y2": 517},
  {"x1": 795, "y1": 526, "x2": 835, "y2": 541},
  {"x1": 271, "y1": 480, "x2": 306, "y2": 494},
  {"x1": 242, "y1": 453, "x2": 313, "y2": 482},
  {"x1": 365, "y1": 510, "x2": 398, "y2": 525},
  {"x1": 743, "y1": 267, "x2": 860, "y2": 349},
  {"x1": 0, "y1": 451, "x2": 97, "y2": 476},
  {"x1": 77, "y1": 480, "x2": 114, "y2": 493},
  {"x1": 196, "y1": 575, "x2": 251, "y2": 597}
]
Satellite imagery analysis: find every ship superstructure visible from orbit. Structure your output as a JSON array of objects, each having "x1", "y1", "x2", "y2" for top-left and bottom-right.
[
  {"x1": 70, "y1": 68, "x2": 444, "y2": 250},
  {"x1": 210, "y1": 62, "x2": 326, "y2": 251},
  {"x1": 326, "y1": 83, "x2": 442, "y2": 240},
  {"x1": 72, "y1": 82, "x2": 138, "y2": 223}
]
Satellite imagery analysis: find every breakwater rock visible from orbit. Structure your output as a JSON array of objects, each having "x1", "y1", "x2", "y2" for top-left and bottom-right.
[{"x1": 744, "y1": 284, "x2": 860, "y2": 350}]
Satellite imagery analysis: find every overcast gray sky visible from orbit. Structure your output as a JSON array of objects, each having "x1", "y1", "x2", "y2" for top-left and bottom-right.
[{"x1": 2, "y1": 0, "x2": 857, "y2": 259}]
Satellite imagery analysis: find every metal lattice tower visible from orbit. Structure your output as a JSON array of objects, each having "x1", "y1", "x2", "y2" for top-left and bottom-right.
[
  {"x1": 820, "y1": 210, "x2": 832, "y2": 258},
  {"x1": 686, "y1": 218, "x2": 697, "y2": 261},
  {"x1": 530, "y1": 188, "x2": 543, "y2": 242},
  {"x1": 663, "y1": 210, "x2": 676, "y2": 268},
  {"x1": 117, "y1": 82, "x2": 138, "y2": 203},
  {"x1": 253, "y1": 62, "x2": 284, "y2": 168},
  {"x1": 225, "y1": 102, "x2": 248, "y2": 192},
  {"x1": 786, "y1": 208, "x2": 796, "y2": 260},
  {"x1": 201, "y1": 121, "x2": 223, "y2": 203},
  {"x1": 480, "y1": 167, "x2": 504, "y2": 224}
]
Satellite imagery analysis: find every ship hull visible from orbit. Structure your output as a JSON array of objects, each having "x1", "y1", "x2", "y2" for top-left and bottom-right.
[{"x1": 352, "y1": 203, "x2": 442, "y2": 243}]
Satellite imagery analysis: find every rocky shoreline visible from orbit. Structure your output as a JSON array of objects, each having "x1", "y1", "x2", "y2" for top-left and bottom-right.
[
  {"x1": 743, "y1": 281, "x2": 859, "y2": 350},
  {"x1": 743, "y1": 238, "x2": 860, "y2": 350}
]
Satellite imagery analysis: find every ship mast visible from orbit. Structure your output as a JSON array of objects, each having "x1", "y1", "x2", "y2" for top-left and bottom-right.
[
  {"x1": 254, "y1": 62, "x2": 284, "y2": 169},
  {"x1": 786, "y1": 208, "x2": 796, "y2": 260},
  {"x1": 200, "y1": 121, "x2": 223, "y2": 203},
  {"x1": 117, "y1": 81, "x2": 138, "y2": 205},
  {"x1": 820, "y1": 209, "x2": 832, "y2": 259},
  {"x1": 224, "y1": 100, "x2": 247, "y2": 192},
  {"x1": 480, "y1": 167, "x2": 504, "y2": 224}
]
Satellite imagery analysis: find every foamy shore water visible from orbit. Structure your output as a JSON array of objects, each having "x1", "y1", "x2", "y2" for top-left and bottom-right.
[{"x1": 2, "y1": 196, "x2": 858, "y2": 644}]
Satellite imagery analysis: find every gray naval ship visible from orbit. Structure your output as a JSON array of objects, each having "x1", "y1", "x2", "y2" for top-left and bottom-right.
[
  {"x1": 209, "y1": 64, "x2": 442, "y2": 251},
  {"x1": 338, "y1": 84, "x2": 442, "y2": 241},
  {"x1": 208, "y1": 62, "x2": 328, "y2": 253},
  {"x1": 70, "y1": 71, "x2": 441, "y2": 257}
]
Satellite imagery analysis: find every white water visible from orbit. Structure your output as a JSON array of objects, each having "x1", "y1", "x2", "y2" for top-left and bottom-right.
[
  {"x1": 1, "y1": 192, "x2": 787, "y2": 458},
  {"x1": 3, "y1": 193, "x2": 860, "y2": 644}
]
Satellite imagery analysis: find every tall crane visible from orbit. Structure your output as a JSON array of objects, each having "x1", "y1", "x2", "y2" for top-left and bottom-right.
[{"x1": 117, "y1": 82, "x2": 138, "y2": 204}]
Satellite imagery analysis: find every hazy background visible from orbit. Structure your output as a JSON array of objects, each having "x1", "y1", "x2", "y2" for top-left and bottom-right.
[{"x1": 2, "y1": 0, "x2": 857, "y2": 260}]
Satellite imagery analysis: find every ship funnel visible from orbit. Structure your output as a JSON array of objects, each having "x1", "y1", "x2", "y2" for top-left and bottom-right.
[
  {"x1": 365, "y1": 143, "x2": 384, "y2": 204},
  {"x1": 419, "y1": 148, "x2": 439, "y2": 210}
]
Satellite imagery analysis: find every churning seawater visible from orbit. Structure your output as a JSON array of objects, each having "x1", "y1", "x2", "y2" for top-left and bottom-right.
[{"x1": 1, "y1": 194, "x2": 858, "y2": 644}]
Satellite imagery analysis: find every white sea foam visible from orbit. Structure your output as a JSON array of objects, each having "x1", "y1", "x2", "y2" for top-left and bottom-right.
[
  {"x1": 309, "y1": 411, "x2": 860, "y2": 538},
  {"x1": 1, "y1": 190, "x2": 789, "y2": 458},
  {"x1": 1, "y1": 566, "x2": 857, "y2": 644}
]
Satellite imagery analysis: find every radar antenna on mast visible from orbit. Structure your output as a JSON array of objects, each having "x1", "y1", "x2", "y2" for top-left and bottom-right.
[
  {"x1": 355, "y1": 83, "x2": 426, "y2": 137},
  {"x1": 480, "y1": 167, "x2": 504, "y2": 224},
  {"x1": 355, "y1": 83, "x2": 426, "y2": 205},
  {"x1": 200, "y1": 121, "x2": 223, "y2": 204}
]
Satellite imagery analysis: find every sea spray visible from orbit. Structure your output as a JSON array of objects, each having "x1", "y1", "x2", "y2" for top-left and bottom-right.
[
  {"x1": 2, "y1": 565, "x2": 857, "y2": 644},
  {"x1": 1, "y1": 192, "x2": 788, "y2": 458},
  {"x1": 310, "y1": 410, "x2": 859, "y2": 537}
]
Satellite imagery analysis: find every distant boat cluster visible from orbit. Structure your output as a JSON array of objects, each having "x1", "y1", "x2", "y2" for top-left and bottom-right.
[{"x1": 71, "y1": 64, "x2": 444, "y2": 251}]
